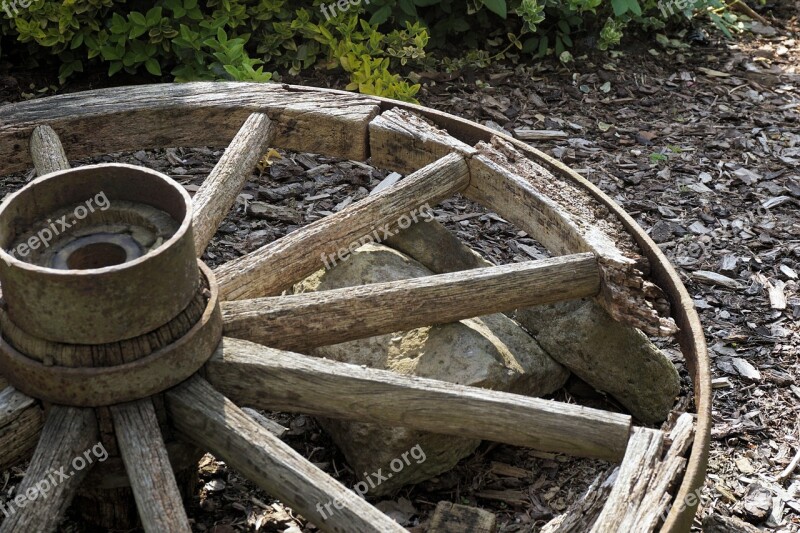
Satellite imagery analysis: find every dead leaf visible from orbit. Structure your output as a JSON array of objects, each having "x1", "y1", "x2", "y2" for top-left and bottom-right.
[{"x1": 698, "y1": 67, "x2": 731, "y2": 77}]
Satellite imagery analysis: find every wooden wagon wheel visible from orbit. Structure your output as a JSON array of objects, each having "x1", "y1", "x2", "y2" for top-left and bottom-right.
[{"x1": 0, "y1": 82, "x2": 712, "y2": 533}]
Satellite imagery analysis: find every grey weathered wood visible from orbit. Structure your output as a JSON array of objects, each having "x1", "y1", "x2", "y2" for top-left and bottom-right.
[
  {"x1": 589, "y1": 427, "x2": 665, "y2": 532},
  {"x1": 216, "y1": 153, "x2": 470, "y2": 300},
  {"x1": 165, "y1": 376, "x2": 405, "y2": 533},
  {"x1": 777, "y1": 441, "x2": 800, "y2": 483},
  {"x1": 0, "y1": 406, "x2": 97, "y2": 533},
  {"x1": 624, "y1": 413, "x2": 695, "y2": 530},
  {"x1": 467, "y1": 136, "x2": 677, "y2": 337},
  {"x1": 513, "y1": 129, "x2": 568, "y2": 141},
  {"x1": 702, "y1": 514, "x2": 763, "y2": 533},
  {"x1": 589, "y1": 413, "x2": 694, "y2": 532},
  {"x1": 205, "y1": 337, "x2": 632, "y2": 462},
  {"x1": 0, "y1": 387, "x2": 44, "y2": 471},
  {"x1": 429, "y1": 502, "x2": 497, "y2": 533},
  {"x1": 30, "y1": 125, "x2": 70, "y2": 175},
  {"x1": 541, "y1": 417, "x2": 695, "y2": 532},
  {"x1": 241, "y1": 408, "x2": 288, "y2": 438},
  {"x1": 539, "y1": 470, "x2": 616, "y2": 533},
  {"x1": 111, "y1": 398, "x2": 191, "y2": 533},
  {"x1": 222, "y1": 253, "x2": 600, "y2": 351},
  {"x1": 192, "y1": 113, "x2": 275, "y2": 255},
  {"x1": 369, "y1": 108, "x2": 475, "y2": 174},
  {"x1": 0, "y1": 82, "x2": 380, "y2": 174}
]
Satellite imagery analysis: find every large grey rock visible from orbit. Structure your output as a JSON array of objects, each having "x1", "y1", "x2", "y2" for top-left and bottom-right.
[
  {"x1": 387, "y1": 219, "x2": 680, "y2": 424},
  {"x1": 513, "y1": 302, "x2": 680, "y2": 424},
  {"x1": 295, "y1": 243, "x2": 569, "y2": 495}
]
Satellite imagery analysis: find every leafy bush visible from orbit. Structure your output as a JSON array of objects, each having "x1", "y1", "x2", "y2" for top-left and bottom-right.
[
  {"x1": 0, "y1": 0, "x2": 425, "y2": 100},
  {"x1": 0, "y1": 0, "x2": 744, "y2": 101},
  {"x1": 358, "y1": 0, "x2": 743, "y2": 60}
]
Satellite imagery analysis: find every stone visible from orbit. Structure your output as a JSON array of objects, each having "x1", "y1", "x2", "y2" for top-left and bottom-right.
[
  {"x1": 295, "y1": 243, "x2": 569, "y2": 496},
  {"x1": 742, "y1": 483, "x2": 772, "y2": 522},
  {"x1": 386, "y1": 219, "x2": 680, "y2": 424},
  {"x1": 513, "y1": 300, "x2": 681, "y2": 424},
  {"x1": 703, "y1": 513, "x2": 763, "y2": 533},
  {"x1": 649, "y1": 220, "x2": 686, "y2": 243}
]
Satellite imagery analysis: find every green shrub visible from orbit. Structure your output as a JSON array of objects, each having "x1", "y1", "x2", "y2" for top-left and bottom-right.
[
  {"x1": 0, "y1": 0, "x2": 425, "y2": 100},
  {"x1": 0, "y1": 0, "x2": 744, "y2": 101}
]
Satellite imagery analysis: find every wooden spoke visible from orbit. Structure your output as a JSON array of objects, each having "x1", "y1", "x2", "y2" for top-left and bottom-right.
[
  {"x1": 0, "y1": 406, "x2": 97, "y2": 533},
  {"x1": 111, "y1": 398, "x2": 191, "y2": 533},
  {"x1": 222, "y1": 253, "x2": 600, "y2": 351},
  {"x1": 215, "y1": 152, "x2": 471, "y2": 300},
  {"x1": 0, "y1": 83, "x2": 380, "y2": 174},
  {"x1": 30, "y1": 125, "x2": 70, "y2": 175},
  {"x1": 205, "y1": 338, "x2": 632, "y2": 462},
  {"x1": 165, "y1": 376, "x2": 406, "y2": 533},
  {"x1": 192, "y1": 113, "x2": 275, "y2": 256},
  {"x1": 0, "y1": 387, "x2": 44, "y2": 472}
]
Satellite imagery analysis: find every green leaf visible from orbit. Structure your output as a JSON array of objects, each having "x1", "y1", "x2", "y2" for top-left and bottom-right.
[
  {"x1": 70, "y1": 32, "x2": 84, "y2": 49},
  {"x1": 398, "y1": 0, "x2": 418, "y2": 17},
  {"x1": 537, "y1": 35, "x2": 548, "y2": 57},
  {"x1": 129, "y1": 25, "x2": 148, "y2": 39},
  {"x1": 145, "y1": 7, "x2": 163, "y2": 26},
  {"x1": 483, "y1": 0, "x2": 507, "y2": 18},
  {"x1": 522, "y1": 36, "x2": 539, "y2": 53},
  {"x1": 554, "y1": 35, "x2": 564, "y2": 56},
  {"x1": 108, "y1": 61, "x2": 124, "y2": 76},
  {"x1": 709, "y1": 13, "x2": 733, "y2": 38},
  {"x1": 143, "y1": 58, "x2": 160, "y2": 76},
  {"x1": 128, "y1": 12, "x2": 147, "y2": 26},
  {"x1": 110, "y1": 13, "x2": 127, "y2": 34},
  {"x1": 100, "y1": 45, "x2": 123, "y2": 60},
  {"x1": 368, "y1": 5, "x2": 392, "y2": 25}
]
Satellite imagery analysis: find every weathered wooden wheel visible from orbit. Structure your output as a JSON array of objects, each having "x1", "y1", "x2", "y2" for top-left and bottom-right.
[{"x1": 0, "y1": 83, "x2": 711, "y2": 532}]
